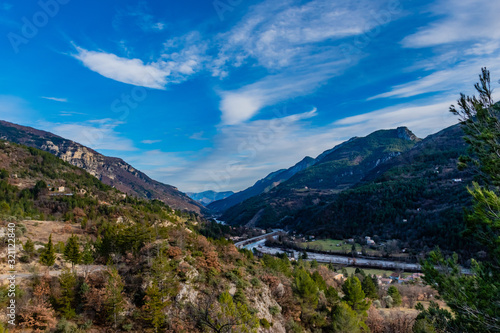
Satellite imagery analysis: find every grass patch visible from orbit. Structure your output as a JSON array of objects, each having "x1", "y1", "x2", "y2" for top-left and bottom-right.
[{"x1": 300, "y1": 239, "x2": 381, "y2": 256}]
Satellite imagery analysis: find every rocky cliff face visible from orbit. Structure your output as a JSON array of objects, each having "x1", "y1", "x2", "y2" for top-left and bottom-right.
[{"x1": 0, "y1": 120, "x2": 205, "y2": 213}]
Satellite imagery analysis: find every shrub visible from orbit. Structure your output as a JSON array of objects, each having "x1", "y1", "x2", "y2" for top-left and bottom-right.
[
  {"x1": 383, "y1": 295, "x2": 394, "y2": 308},
  {"x1": 251, "y1": 277, "x2": 261, "y2": 288},
  {"x1": 19, "y1": 254, "x2": 30, "y2": 263},
  {"x1": 260, "y1": 318, "x2": 272, "y2": 329},
  {"x1": 54, "y1": 318, "x2": 78, "y2": 333},
  {"x1": 269, "y1": 305, "x2": 281, "y2": 316}
]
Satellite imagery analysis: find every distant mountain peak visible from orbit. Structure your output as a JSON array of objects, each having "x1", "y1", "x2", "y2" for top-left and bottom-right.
[
  {"x1": 396, "y1": 126, "x2": 419, "y2": 141},
  {"x1": 186, "y1": 190, "x2": 234, "y2": 206}
]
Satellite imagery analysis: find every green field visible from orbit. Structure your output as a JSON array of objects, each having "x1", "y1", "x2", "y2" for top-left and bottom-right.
[
  {"x1": 341, "y1": 266, "x2": 394, "y2": 277},
  {"x1": 301, "y1": 239, "x2": 352, "y2": 252},
  {"x1": 300, "y1": 239, "x2": 380, "y2": 256}
]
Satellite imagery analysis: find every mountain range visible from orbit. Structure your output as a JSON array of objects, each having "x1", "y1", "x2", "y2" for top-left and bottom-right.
[
  {"x1": 186, "y1": 190, "x2": 234, "y2": 205},
  {"x1": 214, "y1": 123, "x2": 473, "y2": 253},
  {"x1": 0, "y1": 120, "x2": 205, "y2": 213},
  {"x1": 210, "y1": 126, "x2": 420, "y2": 216}
]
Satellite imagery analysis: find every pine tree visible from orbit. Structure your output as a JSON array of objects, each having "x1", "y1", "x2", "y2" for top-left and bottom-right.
[
  {"x1": 311, "y1": 270, "x2": 327, "y2": 291},
  {"x1": 24, "y1": 238, "x2": 35, "y2": 257},
  {"x1": 329, "y1": 302, "x2": 366, "y2": 333},
  {"x1": 387, "y1": 286, "x2": 402, "y2": 307},
  {"x1": 420, "y1": 68, "x2": 500, "y2": 332},
  {"x1": 293, "y1": 268, "x2": 319, "y2": 307},
  {"x1": 325, "y1": 286, "x2": 340, "y2": 307},
  {"x1": 104, "y1": 268, "x2": 125, "y2": 329},
  {"x1": 81, "y1": 241, "x2": 94, "y2": 265},
  {"x1": 342, "y1": 276, "x2": 370, "y2": 314},
  {"x1": 58, "y1": 269, "x2": 77, "y2": 318},
  {"x1": 190, "y1": 290, "x2": 259, "y2": 333},
  {"x1": 39, "y1": 234, "x2": 56, "y2": 267},
  {"x1": 63, "y1": 234, "x2": 81, "y2": 268},
  {"x1": 142, "y1": 283, "x2": 166, "y2": 332},
  {"x1": 361, "y1": 275, "x2": 378, "y2": 299}
]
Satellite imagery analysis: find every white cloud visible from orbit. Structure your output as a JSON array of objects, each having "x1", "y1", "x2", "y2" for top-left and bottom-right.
[
  {"x1": 370, "y1": 0, "x2": 500, "y2": 102},
  {"x1": 218, "y1": 58, "x2": 349, "y2": 124},
  {"x1": 402, "y1": 0, "x2": 500, "y2": 48},
  {"x1": 151, "y1": 22, "x2": 165, "y2": 31},
  {"x1": 141, "y1": 139, "x2": 162, "y2": 144},
  {"x1": 41, "y1": 96, "x2": 68, "y2": 102},
  {"x1": 214, "y1": 0, "x2": 401, "y2": 124},
  {"x1": 369, "y1": 54, "x2": 500, "y2": 100},
  {"x1": 333, "y1": 99, "x2": 458, "y2": 138},
  {"x1": 73, "y1": 32, "x2": 208, "y2": 89},
  {"x1": 220, "y1": 93, "x2": 264, "y2": 125},
  {"x1": 59, "y1": 111, "x2": 86, "y2": 117},
  {"x1": 74, "y1": 0, "x2": 400, "y2": 122},
  {"x1": 465, "y1": 41, "x2": 500, "y2": 56},
  {"x1": 214, "y1": 0, "x2": 398, "y2": 71},
  {"x1": 73, "y1": 47, "x2": 169, "y2": 89},
  {"x1": 189, "y1": 131, "x2": 208, "y2": 141}
]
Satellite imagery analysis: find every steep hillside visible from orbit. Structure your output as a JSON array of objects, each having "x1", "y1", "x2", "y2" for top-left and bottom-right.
[
  {"x1": 0, "y1": 120, "x2": 204, "y2": 213},
  {"x1": 290, "y1": 124, "x2": 474, "y2": 253},
  {"x1": 208, "y1": 156, "x2": 316, "y2": 212},
  {"x1": 282, "y1": 127, "x2": 419, "y2": 190},
  {"x1": 0, "y1": 140, "x2": 195, "y2": 224},
  {"x1": 186, "y1": 190, "x2": 234, "y2": 205},
  {"x1": 220, "y1": 127, "x2": 419, "y2": 227}
]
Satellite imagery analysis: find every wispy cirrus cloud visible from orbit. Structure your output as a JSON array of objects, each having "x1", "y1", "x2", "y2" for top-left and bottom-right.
[
  {"x1": 370, "y1": 56, "x2": 500, "y2": 101},
  {"x1": 113, "y1": 1, "x2": 167, "y2": 33},
  {"x1": 218, "y1": 59, "x2": 348, "y2": 124},
  {"x1": 214, "y1": 0, "x2": 402, "y2": 124},
  {"x1": 213, "y1": 0, "x2": 395, "y2": 72},
  {"x1": 402, "y1": 0, "x2": 500, "y2": 49},
  {"x1": 42, "y1": 96, "x2": 68, "y2": 102},
  {"x1": 141, "y1": 139, "x2": 162, "y2": 144},
  {"x1": 189, "y1": 131, "x2": 208, "y2": 141},
  {"x1": 333, "y1": 98, "x2": 458, "y2": 137},
  {"x1": 371, "y1": 0, "x2": 500, "y2": 102}
]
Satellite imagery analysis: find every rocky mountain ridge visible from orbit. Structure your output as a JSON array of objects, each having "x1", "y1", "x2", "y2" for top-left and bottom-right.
[
  {"x1": 210, "y1": 127, "x2": 419, "y2": 214},
  {"x1": 0, "y1": 120, "x2": 205, "y2": 213}
]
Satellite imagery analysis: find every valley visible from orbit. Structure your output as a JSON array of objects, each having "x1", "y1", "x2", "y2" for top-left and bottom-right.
[{"x1": 0, "y1": 69, "x2": 497, "y2": 333}]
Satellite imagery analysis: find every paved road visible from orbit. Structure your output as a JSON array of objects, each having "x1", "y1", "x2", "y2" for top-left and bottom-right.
[
  {"x1": 257, "y1": 246, "x2": 422, "y2": 271},
  {"x1": 234, "y1": 230, "x2": 282, "y2": 248}
]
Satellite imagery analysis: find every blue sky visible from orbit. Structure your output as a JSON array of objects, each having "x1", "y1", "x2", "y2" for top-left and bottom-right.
[{"x1": 1, "y1": 0, "x2": 500, "y2": 192}]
